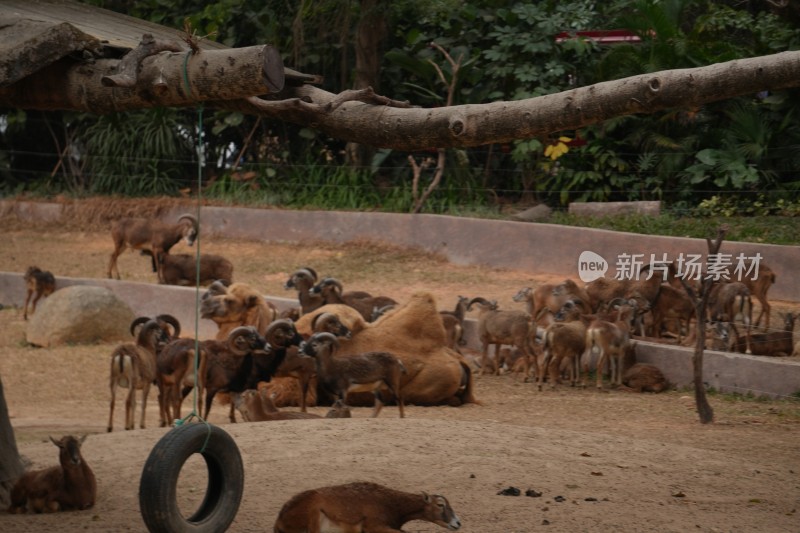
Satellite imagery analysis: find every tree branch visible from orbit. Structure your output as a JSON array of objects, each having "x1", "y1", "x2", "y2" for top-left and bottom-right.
[{"x1": 4, "y1": 49, "x2": 800, "y2": 151}]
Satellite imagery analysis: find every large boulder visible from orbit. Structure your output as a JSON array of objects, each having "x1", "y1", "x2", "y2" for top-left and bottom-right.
[{"x1": 26, "y1": 286, "x2": 135, "y2": 347}]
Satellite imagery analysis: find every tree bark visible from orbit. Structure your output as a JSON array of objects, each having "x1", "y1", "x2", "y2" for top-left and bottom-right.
[
  {"x1": 2, "y1": 50, "x2": 800, "y2": 151},
  {"x1": 345, "y1": 0, "x2": 386, "y2": 168},
  {"x1": 680, "y1": 227, "x2": 729, "y2": 424},
  {"x1": 0, "y1": 375, "x2": 24, "y2": 508}
]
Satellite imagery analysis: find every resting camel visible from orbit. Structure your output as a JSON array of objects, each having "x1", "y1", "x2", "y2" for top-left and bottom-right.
[
  {"x1": 294, "y1": 292, "x2": 476, "y2": 407},
  {"x1": 200, "y1": 281, "x2": 278, "y2": 340}
]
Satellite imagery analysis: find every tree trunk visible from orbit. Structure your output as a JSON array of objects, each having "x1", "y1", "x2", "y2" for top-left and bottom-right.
[
  {"x1": 681, "y1": 226, "x2": 729, "y2": 424},
  {"x1": 345, "y1": 0, "x2": 386, "y2": 168},
  {"x1": 0, "y1": 376, "x2": 24, "y2": 508},
  {"x1": 3, "y1": 48, "x2": 800, "y2": 151}
]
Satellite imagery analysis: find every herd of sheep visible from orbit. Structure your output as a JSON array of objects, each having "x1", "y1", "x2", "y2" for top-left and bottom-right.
[{"x1": 9, "y1": 212, "x2": 798, "y2": 528}]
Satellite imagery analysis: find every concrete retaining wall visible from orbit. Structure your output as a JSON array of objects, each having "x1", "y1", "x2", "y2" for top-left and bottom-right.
[{"x1": 3, "y1": 200, "x2": 795, "y2": 301}]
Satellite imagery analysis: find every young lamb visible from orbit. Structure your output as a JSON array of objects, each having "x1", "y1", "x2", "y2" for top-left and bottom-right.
[
  {"x1": 8, "y1": 435, "x2": 96, "y2": 514},
  {"x1": 732, "y1": 312, "x2": 796, "y2": 357},
  {"x1": 233, "y1": 389, "x2": 322, "y2": 421},
  {"x1": 621, "y1": 363, "x2": 668, "y2": 393},
  {"x1": 23, "y1": 265, "x2": 56, "y2": 320},
  {"x1": 300, "y1": 332, "x2": 407, "y2": 418},
  {"x1": 273, "y1": 481, "x2": 461, "y2": 533}
]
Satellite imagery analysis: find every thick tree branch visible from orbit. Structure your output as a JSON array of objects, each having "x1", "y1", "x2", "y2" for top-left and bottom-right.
[
  {"x1": 219, "y1": 50, "x2": 800, "y2": 150},
  {"x1": 3, "y1": 49, "x2": 800, "y2": 151},
  {"x1": 100, "y1": 34, "x2": 185, "y2": 88}
]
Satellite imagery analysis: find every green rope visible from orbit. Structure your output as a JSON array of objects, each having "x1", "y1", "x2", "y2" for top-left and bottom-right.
[{"x1": 174, "y1": 104, "x2": 211, "y2": 454}]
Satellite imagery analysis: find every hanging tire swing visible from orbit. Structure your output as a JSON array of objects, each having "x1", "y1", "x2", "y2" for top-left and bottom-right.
[{"x1": 139, "y1": 423, "x2": 244, "y2": 533}]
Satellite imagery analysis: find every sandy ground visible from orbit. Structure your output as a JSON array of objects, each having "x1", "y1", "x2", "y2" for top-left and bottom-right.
[{"x1": 1, "y1": 224, "x2": 799, "y2": 532}]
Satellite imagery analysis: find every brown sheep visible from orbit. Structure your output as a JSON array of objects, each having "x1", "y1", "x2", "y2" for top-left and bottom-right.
[
  {"x1": 156, "y1": 252, "x2": 233, "y2": 286},
  {"x1": 300, "y1": 332, "x2": 407, "y2": 418},
  {"x1": 8, "y1": 435, "x2": 96, "y2": 514},
  {"x1": 296, "y1": 292, "x2": 476, "y2": 407},
  {"x1": 200, "y1": 280, "x2": 278, "y2": 339},
  {"x1": 234, "y1": 389, "x2": 322, "y2": 421},
  {"x1": 23, "y1": 265, "x2": 55, "y2": 320},
  {"x1": 107, "y1": 214, "x2": 198, "y2": 281},
  {"x1": 468, "y1": 296, "x2": 534, "y2": 380},
  {"x1": 310, "y1": 277, "x2": 398, "y2": 322},
  {"x1": 273, "y1": 481, "x2": 461, "y2": 533},
  {"x1": 621, "y1": 363, "x2": 668, "y2": 393}
]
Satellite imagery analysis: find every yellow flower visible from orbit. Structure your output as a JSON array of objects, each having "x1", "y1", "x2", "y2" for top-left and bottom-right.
[{"x1": 544, "y1": 136, "x2": 572, "y2": 160}]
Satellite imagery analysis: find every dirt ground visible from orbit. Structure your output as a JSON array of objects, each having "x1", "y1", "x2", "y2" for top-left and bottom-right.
[{"x1": 1, "y1": 210, "x2": 799, "y2": 532}]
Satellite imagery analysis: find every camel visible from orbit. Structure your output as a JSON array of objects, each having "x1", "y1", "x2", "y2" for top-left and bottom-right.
[
  {"x1": 293, "y1": 292, "x2": 477, "y2": 407},
  {"x1": 200, "y1": 281, "x2": 278, "y2": 340}
]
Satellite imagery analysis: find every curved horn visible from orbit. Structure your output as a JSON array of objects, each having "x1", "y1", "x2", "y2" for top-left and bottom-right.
[
  {"x1": 136, "y1": 319, "x2": 165, "y2": 346},
  {"x1": 129, "y1": 316, "x2": 151, "y2": 337},
  {"x1": 264, "y1": 319, "x2": 298, "y2": 348},
  {"x1": 227, "y1": 326, "x2": 259, "y2": 355},
  {"x1": 156, "y1": 314, "x2": 181, "y2": 339},
  {"x1": 467, "y1": 297, "x2": 490, "y2": 310},
  {"x1": 302, "y1": 267, "x2": 318, "y2": 281},
  {"x1": 310, "y1": 312, "x2": 330, "y2": 331},
  {"x1": 323, "y1": 278, "x2": 343, "y2": 292},
  {"x1": 311, "y1": 331, "x2": 339, "y2": 348},
  {"x1": 178, "y1": 213, "x2": 198, "y2": 231}
]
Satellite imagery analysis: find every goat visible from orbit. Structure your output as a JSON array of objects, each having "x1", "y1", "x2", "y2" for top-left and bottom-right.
[
  {"x1": 300, "y1": 332, "x2": 407, "y2": 418},
  {"x1": 284, "y1": 267, "x2": 324, "y2": 315},
  {"x1": 107, "y1": 213, "x2": 199, "y2": 281},
  {"x1": 583, "y1": 300, "x2": 639, "y2": 389},
  {"x1": 467, "y1": 297, "x2": 534, "y2": 380},
  {"x1": 732, "y1": 312, "x2": 796, "y2": 357},
  {"x1": 156, "y1": 337, "x2": 207, "y2": 427},
  {"x1": 438, "y1": 295, "x2": 469, "y2": 350},
  {"x1": 648, "y1": 284, "x2": 696, "y2": 344},
  {"x1": 514, "y1": 279, "x2": 591, "y2": 326},
  {"x1": 310, "y1": 277, "x2": 398, "y2": 323},
  {"x1": 203, "y1": 321, "x2": 301, "y2": 422},
  {"x1": 156, "y1": 252, "x2": 233, "y2": 286},
  {"x1": 272, "y1": 312, "x2": 352, "y2": 412},
  {"x1": 233, "y1": 389, "x2": 322, "y2": 421},
  {"x1": 107, "y1": 319, "x2": 169, "y2": 432},
  {"x1": 722, "y1": 260, "x2": 775, "y2": 329},
  {"x1": 708, "y1": 281, "x2": 752, "y2": 354},
  {"x1": 23, "y1": 265, "x2": 56, "y2": 320},
  {"x1": 584, "y1": 277, "x2": 632, "y2": 313},
  {"x1": 539, "y1": 301, "x2": 589, "y2": 391},
  {"x1": 621, "y1": 363, "x2": 668, "y2": 393},
  {"x1": 273, "y1": 481, "x2": 462, "y2": 533},
  {"x1": 8, "y1": 435, "x2": 96, "y2": 514}
]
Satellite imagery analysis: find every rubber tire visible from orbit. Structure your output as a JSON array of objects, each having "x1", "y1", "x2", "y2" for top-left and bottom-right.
[{"x1": 139, "y1": 423, "x2": 244, "y2": 533}]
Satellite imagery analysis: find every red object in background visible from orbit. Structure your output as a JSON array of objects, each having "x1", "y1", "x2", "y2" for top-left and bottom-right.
[
  {"x1": 555, "y1": 29, "x2": 642, "y2": 44},
  {"x1": 566, "y1": 132, "x2": 587, "y2": 147}
]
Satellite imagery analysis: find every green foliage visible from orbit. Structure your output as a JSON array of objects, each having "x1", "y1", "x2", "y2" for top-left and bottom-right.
[
  {"x1": 548, "y1": 211, "x2": 800, "y2": 246},
  {"x1": 81, "y1": 108, "x2": 193, "y2": 195}
]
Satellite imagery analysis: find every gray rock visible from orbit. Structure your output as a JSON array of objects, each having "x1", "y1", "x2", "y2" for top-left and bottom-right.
[
  {"x1": 510, "y1": 204, "x2": 552, "y2": 222},
  {"x1": 26, "y1": 286, "x2": 135, "y2": 347}
]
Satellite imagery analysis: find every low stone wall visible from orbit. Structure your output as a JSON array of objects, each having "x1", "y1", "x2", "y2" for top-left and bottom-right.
[{"x1": 3, "y1": 200, "x2": 795, "y2": 301}]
